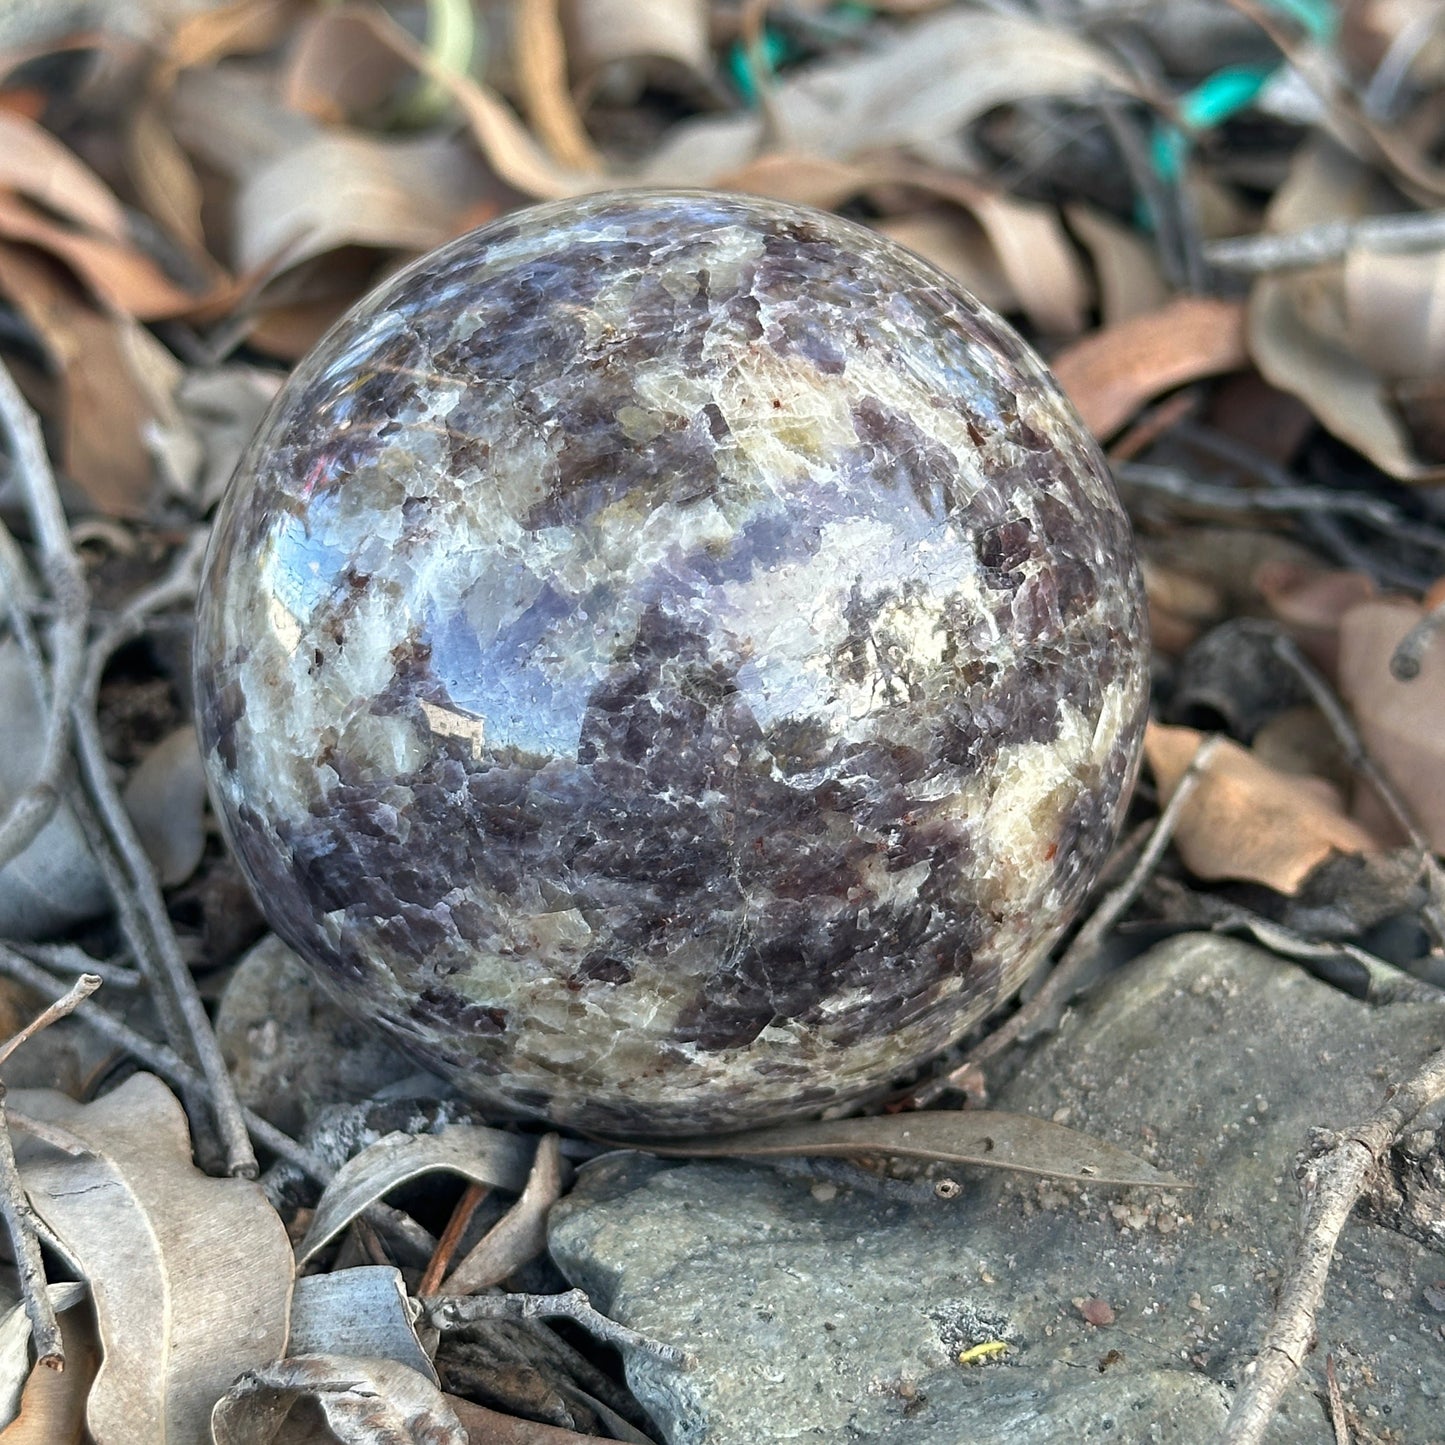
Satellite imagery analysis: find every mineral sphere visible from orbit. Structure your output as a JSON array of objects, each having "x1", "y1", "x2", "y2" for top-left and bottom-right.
[{"x1": 195, "y1": 190, "x2": 1149, "y2": 1135}]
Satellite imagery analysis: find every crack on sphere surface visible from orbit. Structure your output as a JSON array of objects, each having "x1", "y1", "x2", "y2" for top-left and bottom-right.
[{"x1": 194, "y1": 190, "x2": 1150, "y2": 1135}]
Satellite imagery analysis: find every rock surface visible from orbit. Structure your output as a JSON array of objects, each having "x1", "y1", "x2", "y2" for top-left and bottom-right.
[
  {"x1": 195, "y1": 190, "x2": 1148, "y2": 1134},
  {"x1": 548, "y1": 934, "x2": 1445, "y2": 1443}
]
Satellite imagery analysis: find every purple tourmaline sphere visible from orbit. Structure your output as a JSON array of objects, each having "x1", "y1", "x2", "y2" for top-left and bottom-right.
[{"x1": 195, "y1": 191, "x2": 1148, "y2": 1135}]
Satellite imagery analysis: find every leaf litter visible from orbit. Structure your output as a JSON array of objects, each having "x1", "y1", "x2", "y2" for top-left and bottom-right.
[{"x1": 0, "y1": 2, "x2": 1442, "y2": 1441}]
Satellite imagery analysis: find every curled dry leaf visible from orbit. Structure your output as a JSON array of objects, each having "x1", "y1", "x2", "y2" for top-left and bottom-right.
[
  {"x1": 1337, "y1": 599, "x2": 1445, "y2": 852},
  {"x1": 0, "y1": 1282, "x2": 86, "y2": 1432},
  {"x1": 289, "y1": 1268, "x2": 438, "y2": 1387},
  {"x1": 0, "y1": 1289, "x2": 98, "y2": 1445},
  {"x1": 281, "y1": 8, "x2": 413, "y2": 126},
  {"x1": 641, "y1": 8, "x2": 1137, "y2": 187},
  {"x1": 1051, "y1": 297, "x2": 1249, "y2": 440},
  {"x1": 297, "y1": 1125, "x2": 535, "y2": 1265},
  {"x1": 1145, "y1": 722, "x2": 1381, "y2": 895},
  {"x1": 1063, "y1": 203, "x2": 1170, "y2": 327},
  {"x1": 612, "y1": 1112, "x2": 1186, "y2": 1189},
  {"x1": 6, "y1": 1074, "x2": 293, "y2": 1445},
  {"x1": 450, "y1": 1394, "x2": 618, "y2": 1444},
  {"x1": 210, "y1": 1355, "x2": 466, "y2": 1445},
  {"x1": 1247, "y1": 140, "x2": 1445, "y2": 482},
  {"x1": 441, "y1": 1133, "x2": 566, "y2": 1295},
  {"x1": 562, "y1": 0, "x2": 714, "y2": 106},
  {"x1": 514, "y1": 0, "x2": 605, "y2": 173}
]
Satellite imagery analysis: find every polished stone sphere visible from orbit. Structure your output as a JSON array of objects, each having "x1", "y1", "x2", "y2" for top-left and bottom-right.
[{"x1": 195, "y1": 191, "x2": 1149, "y2": 1135}]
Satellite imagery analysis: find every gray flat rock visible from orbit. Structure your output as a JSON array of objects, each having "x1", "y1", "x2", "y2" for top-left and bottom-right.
[{"x1": 548, "y1": 933, "x2": 1445, "y2": 1443}]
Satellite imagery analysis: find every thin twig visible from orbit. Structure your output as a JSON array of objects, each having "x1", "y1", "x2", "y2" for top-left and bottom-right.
[
  {"x1": 1324, "y1": 1354, "x2": 1350, "y2": 1445},
  {"x1": 0, "y1": 976, "x2": 106, "y2": 1373},
  {"x1": 418, "y1": 1181, "x2": 488, "y2": 1296},
  {"x1": 1205, "y1": 210, "x2": 1445, "y2": 275},
  {"x1": 425, "y1": 1288, "x2": 692, "y2": 1369},
  {"x1": 0, "y1": 945, "x2": 321, "y2": 1183},
  {"x1": 0, "y1": 1098, "x2": 62, "y2": 1369},
  {"x1": 1389, "y1": 596, "x2": 1445, "y2": 680},
  {"x1": 1270, "y1": 633, "x2": 1445, "y2": 948},
  {"x1": 963, "y1": 736, "x2": 1220, "y2": 1071},
  {"x1": 0, "y1": 363, "x2": 88, "y2": 872},
  {"x1": 1222, "y1": 1047, "x2": 1445, "y2": 1443},
  {"x1": 0, "y1": 973, "x2": 101, "y2": 1071},
  {"x1": 1116, "y1": 462, "x2": 1405, "y2": 528}
]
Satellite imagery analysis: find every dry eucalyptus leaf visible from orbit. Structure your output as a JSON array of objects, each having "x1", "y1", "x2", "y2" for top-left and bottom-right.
[
  {"x1": 232, "y1": 130, "x2": 494, "y2": 277},
  {"x1": 0, "y1": 1291, "x2": 98, "y2": 1445},
  {"x1": 1145, "y1": 722, "x2": 1381, "y2": 895},
  {"x1": 642, "y1": 7, "x2": 1137, "y2": 186},
  {"x1": 1051, "y1": 296, "x2": 1248, "y2": 440},
  {"x1": 1247, "y1": 140, "x2": 1445, "y2": 482},
  {"x1": 563, "y1": 0, "x2": 713, "y2": 105},
  {"x1": 1337, "y1": 599, "x2": 1445, "y2": 851},
  {"x1": 0, "y1": 1282, "x2": 87, "y2": 1433},
  {"x1": 442, "y1": 1133, "x2": 565, "y2": 1295},
  {"x1": 1063, "y1": 203, "x2": 1170, "y2": 326},
  {"x1": 281, "y1": 8, "x2": 413, "y2": 125},
  {"x1": 289, "y1": 1269, "x2": 437, "y2": 1387},
  {"x1": 1253, "y1": 562, "x2": 1377, "y2": 677},
  {"x1": 0, "y1": 244, "x2": 169, "y2": 517},
  {"x1": 449, "y1": 1394, "x2": 611, "y2": 1444},
  {"x1": 7, "y1": 1074, "x2": 293, "y2": 1445},
  {"x1": 514, "y1": 0, "x2": 605, "y2": 173},
  {"x1": 616, "y1": 1112, "x2": 1185, "y2": 1188},
  {"x1": 210, "y1": 1355, "x2": 466, "y2": 1445},
  {"x1": 297, "y1": 1126, "x2": 535, "y2": 1265},
  {"x1": 868, "y1": 212, "x2": 1011, "y2": 313},
  {"x1": 0, "y1": 109, "x2": 130, "y2": 239}
]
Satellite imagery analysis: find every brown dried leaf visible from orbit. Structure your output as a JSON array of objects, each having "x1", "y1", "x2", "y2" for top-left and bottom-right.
[
  {"x1": 1253, "y1": 561, "x2": 1377, "y2": 678},
  {"x1": 562, "y1": 0, "x2": 713, "y2": 104},
  {"x1": 0, "y1": 244, "x2": 162, "y2": 516},
  {"x1": 514, "y1": 0, "x2": 605, "y2": 173},
  {"x1": 281, "y1": 8, "x2": 412, "y2": 125},
  {"x1": 231, "y1": 130, "x2": 493, "y2": 275},
  {"x1": 0, "y1": 1291, "x2": 97, "y2": 1445},
  {"x1": 0, "y1": 191, "x2": 201, "y2": 320},
  {"x1": 617, "y1": 1112, "x2": 1186, "y2": 1188},
  {"x1": 449, "y1": 1395, "x2": 608, "y2": 1444},
  {"x1": 642, "y1": 8, "x2": 1137, "y2": 185},
  {"x1": 164, "y1": 0, "x2": 298, "y2": 73},
  {"x1": 442, "y1": 1134, "x2": 565, "y2": 1295},
  {"x1": 210, "y1": 1355, "x2": 465, "y2": 1445},
  {"x1": 1247, "y1": 140, "x2": 1445, "y2": 481},
  {"x1": 8, "y1": 1074, "x2": 293, "y2": 1445},
  {"x1": 1064, "y1": 203, "x2": 1170, "y2": 326},
  {"x1": 1145, "y1": 722, "x2": 1381, "y2": 894},
  {"x1": 126, "y1": 94, "x2": 213, "y2": 258},
  {"x1": 1337, "y1": 599, "x2": 1445, "y2": 852},
  {"x1": 1052, "y1": 296, "x2": 1248, "y2": 439},
  {"x1": 874, "y1": 211, "x2": 1012, "y2": 315},
  {"x1": 297, "y1": 1126, "x2": 535, "y2": 1266},
  {"x1": 0, "y1": 109, "x2": 128, "y2": 239}
]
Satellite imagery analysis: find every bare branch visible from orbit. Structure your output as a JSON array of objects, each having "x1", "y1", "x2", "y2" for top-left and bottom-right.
[
  {"x1": 0, "y1": 973, "x2": 101, "y2": 1070},
  {"x1": 1223, "y1": 1047, "x2": 1445, "y2": 1442}
]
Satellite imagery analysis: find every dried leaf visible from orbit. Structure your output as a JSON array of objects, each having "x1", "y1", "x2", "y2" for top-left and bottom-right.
[
  {"x1": 449, "y1": 1395, "x2": 610, "y2": 1444},
  {"x1": 126, "y1": 95, "x2": 213, "y2": 258},
  {"x1": 0, "y1": 1291, "x2": 97, "y2": 1445},
  {"x1": 289, "y1": 1268, "x2": 436, "y2": 1386},
  {"x1": 0, "y1": 109, "x2": 129, "y2": 239},
  {"x1": 1247, "y1": 140, "x2": 1445, "y2": 482},
  {"x1": 616, "y1": 1112, "x2": 1186, "y2": 1188},
  {"x1": 8, "y1": 1074, "x2": 294, "y2": 1445},
  {"x1": 0, "y1": 244, "x2": 164, "y2": 516},
  {"x1": 514, "y1": 0, "x2": 604, "y2": 173},
  {"x1": 562, "y1": 0, "x2": 713, "y2": 104},
  {"x1": 281, "y1": 9, "x2": 412, "y2": 125},
  {"x1": 1051, "y1": 297, "x2": 1248, "y2": 439},
  {"x1": 1064, "y1": 203, "x2": 1170, "y2": 326},
  {"x1": 1253, "y1": 562, "x2": 1377, "y2": 678},
  {"x1": 443, "y1": 1134, "x2": 565, "y2": 1295},
  {"x1": 1337, "y1": 599, "x2": 1445, "y2": 852},
  {"x1": 210, "y1": 1355, "x2": 465, "y2": 1445},
  {"x1": 642, "y1": 9, "x2": 1138, "y2": 186},
  {"x1": 0, "y1": 1282, "x2": 86, "y2": 1432},
  {"x1": 1145, "y1": 722, "x2": 1381, "y2": 895},
  {"x1": 232, "y1": 130, "x2": 494, "y2": 276},
  {"x1": 297, "y1": 1126, "x2": 534, "y2": 1265},
  {"x1": 121, "y1": 727, "x2": 208, "y2": 887},
  {"x1": 165, "y1": 0, "x2": 298, "y2": 73}
]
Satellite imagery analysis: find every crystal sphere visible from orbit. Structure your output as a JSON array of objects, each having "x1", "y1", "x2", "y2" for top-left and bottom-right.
[{"x1": 195, "y1": 191, "x2": 1148, "y2": 1135}]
